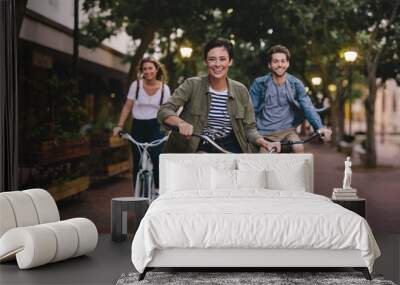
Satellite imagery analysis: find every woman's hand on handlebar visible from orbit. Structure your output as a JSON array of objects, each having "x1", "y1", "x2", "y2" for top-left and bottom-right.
[
  {"x1": 113, "y1": 126, "x2": 123, "y2": 137},
  {"x1": 256, "y1": 137, "x2": 281, "y2": 153},
  {"x1": 177, "y1": 121, "x2": 193, "y2": 139}
]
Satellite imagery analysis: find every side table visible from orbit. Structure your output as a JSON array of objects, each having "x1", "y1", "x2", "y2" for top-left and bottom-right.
[
  {"x1": 332, "y1": 198, "x2": 366, "y2": 218},
  {"x1": 111, "y1": 197, "x2": 149, "y2": 242}
]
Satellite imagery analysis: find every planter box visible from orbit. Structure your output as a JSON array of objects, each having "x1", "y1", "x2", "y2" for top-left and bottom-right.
[
  {"x1": 91, "y1": 135, "x2": 127, "y2": 148},
  {"x1": 21, "y1": 137, "x2": 90, "y2": 165},
  {"x1": 106, "y1": 160, "x2": 130, "y2": 176},
  {"x1": 109, "y1": 136, "x2": 127, "y2": 148},
  {"x1": 48, "y1": 176, "x2": 90, "y2": 201}
]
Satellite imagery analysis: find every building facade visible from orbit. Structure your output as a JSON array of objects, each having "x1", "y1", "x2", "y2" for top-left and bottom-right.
[{"x1": 18, "y1": 0, "x2": 133, "y2": 196}]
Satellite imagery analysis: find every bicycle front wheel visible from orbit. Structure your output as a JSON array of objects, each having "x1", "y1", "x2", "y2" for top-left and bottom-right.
[{"x1": 141, "y1": 172, "x2": 151, "y2": 199}]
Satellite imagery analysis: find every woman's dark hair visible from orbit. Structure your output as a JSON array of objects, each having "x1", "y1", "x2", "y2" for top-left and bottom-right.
[
  {"x1": 203, "y1": 38, "x2": 234, "y2": 60},
  {"x1": 138, "y1": 57, "x2": 168, "y2": 82},
  {"x1": 267, "y1": 45, "x2": 291, "y2": 63}
]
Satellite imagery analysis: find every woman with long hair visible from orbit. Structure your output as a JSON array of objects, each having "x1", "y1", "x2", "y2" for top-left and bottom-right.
[{"x1": 113, "y1": 57, "x2": 171, "y2": 191}]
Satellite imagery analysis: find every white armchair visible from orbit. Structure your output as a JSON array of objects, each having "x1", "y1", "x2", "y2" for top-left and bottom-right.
[{"x1": 0, "y1": 188, "x2": 98, "y2": 269}]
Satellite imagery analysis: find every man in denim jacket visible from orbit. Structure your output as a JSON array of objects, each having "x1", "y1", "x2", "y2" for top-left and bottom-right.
[{"x1": 250, "y1": 45, "x2": 331, "y2": 153}]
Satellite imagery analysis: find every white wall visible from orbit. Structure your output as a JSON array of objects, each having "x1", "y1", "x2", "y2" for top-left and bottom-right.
[
  {"x1": 27, "y1": 0, "x2": 132, "y2": 55},
  {"x1": 27, "y1": 0, "x2": 74, "y2": 29},
  {"x1": 375, "y1": 79, "x2": 400, "y2": 134}
]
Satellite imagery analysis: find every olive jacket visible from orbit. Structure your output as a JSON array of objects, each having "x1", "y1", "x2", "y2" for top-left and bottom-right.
[{"x1": 157, "y1": 76, "x2": 262, "y2": 153}]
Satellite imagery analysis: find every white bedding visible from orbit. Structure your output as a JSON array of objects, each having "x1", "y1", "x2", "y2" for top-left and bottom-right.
[{"x1": 131, "y1": 190, "x2": 380, "y2": 273}]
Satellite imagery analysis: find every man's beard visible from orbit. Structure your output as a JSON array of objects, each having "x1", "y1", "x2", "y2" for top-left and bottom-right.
[{"x1": 272, "y1": 69, "x2": 286, "y2": 78}]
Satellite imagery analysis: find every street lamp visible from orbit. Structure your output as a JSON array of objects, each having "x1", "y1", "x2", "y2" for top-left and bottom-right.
[
  {"x1": 311, "y1": 76, "x2": 323, "y2": 108},
  {"x1": 179, "y1": 46, "x2": 193, "y2": 59},
  {"x1": 179, "y1": 46, "x2": 193, "y2": 80},
  {"x1": 328, "y1": 84, "x2": 337, "y2": 93},
  {"x1": 311, "y1": 77, "x2": 322, "y2": 86},
  {"x1": 344, "y1": 50, "x2": 358, "y2": 135}
]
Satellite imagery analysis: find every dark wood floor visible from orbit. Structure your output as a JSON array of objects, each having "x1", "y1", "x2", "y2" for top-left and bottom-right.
[
  {"x1": 0, "y1": 234, "x2": 399, "y2": 285},
  {"x1": 0, "y1": 235, "x2": 134, "y2": 285}
]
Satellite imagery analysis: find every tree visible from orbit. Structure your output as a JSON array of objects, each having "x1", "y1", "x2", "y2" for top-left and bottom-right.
[
  {"x1": 220, "y1": 0, "x2": 354, "y2": 145},
  {"x1": 221, "y1": 0, "x2": 400, "y2": 168},
  {"x1": 275, "y1": 0, "x2": 355, "y2": 145},
  {"x1": 81, "y1": 1, "x2": 400, "y2": 169},
  {"x1": 81, "y1": 0, "x2": 214, "y2": 85},
  {"x1": 349, "y1": 0, "x2": 400, "y2": 167}
]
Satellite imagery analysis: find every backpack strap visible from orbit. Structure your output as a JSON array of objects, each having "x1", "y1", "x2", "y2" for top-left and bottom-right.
[
  {"x1": 159, "y1": 83, "x2": 165, "y2": 106},
  {"x1": 135, "y1": 80, "x2": 140, "y2": 100}
]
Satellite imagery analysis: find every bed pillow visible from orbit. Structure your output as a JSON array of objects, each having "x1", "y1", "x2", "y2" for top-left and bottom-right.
[
  {"x1": 237, "y1": 159, "x2": 308, "y2": 191},
  {"x1": 265, "y1": 162, "x2": 307, "y2": 191},
  {"x1": 166, "y1": 158, "x2": 236, "y2": 171},
  {"x1": 167, "y1": 163, "x2": 212, "y2": 191},
  {"x1": 211, "y1": 169, "x2": 268, "y2": 191},
  {"x1": 211, "y1": 168, "x2": 237, "y2": 191},
  {"x1": 236, "y1": 169, "x2": 268, "y2": 189},
  {"x1": 166, "y1": 158, "x2": 235, "y2": 192}
]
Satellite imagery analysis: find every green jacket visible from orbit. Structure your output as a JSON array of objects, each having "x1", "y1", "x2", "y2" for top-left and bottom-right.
[{"x1": 157, "y1": 76, "x2": 262, "y2": 153}]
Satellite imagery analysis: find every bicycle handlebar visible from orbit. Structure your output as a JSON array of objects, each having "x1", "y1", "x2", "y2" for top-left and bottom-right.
[
  {"x1": 264, "y1": 131, "x2": 323, "y2": 153},
  {"x1": 118, "y1": 131, "x2": 168, "y2": 147},
  {"x1": 165, "y1": 124, "x2": 232, "y2": 154},
  {"x1": 161, "y1": 124, "x2": 325, "y2": 154},
  {"x1": 278, "y1": 132, "x2": 322, "y2": 145}
]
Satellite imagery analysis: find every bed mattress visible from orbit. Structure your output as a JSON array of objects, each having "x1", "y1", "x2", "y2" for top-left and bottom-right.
[{"x1": 131, "y1": 190, "x2": 380, "y2": 273}]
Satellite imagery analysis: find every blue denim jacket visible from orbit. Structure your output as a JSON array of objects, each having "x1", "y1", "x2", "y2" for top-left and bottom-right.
[{"x1": 249, "y1": 73, "x2": 323, "y2": 131}]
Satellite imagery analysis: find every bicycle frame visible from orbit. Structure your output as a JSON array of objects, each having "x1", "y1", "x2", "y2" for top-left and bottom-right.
[{"x1": 119, "y1": 131, "x2": 168, "y2": 202}]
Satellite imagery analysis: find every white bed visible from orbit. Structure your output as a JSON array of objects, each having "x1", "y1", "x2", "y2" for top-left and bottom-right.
[{"x1": 131, "y1": 154, "x2": 380, "y2": 280}]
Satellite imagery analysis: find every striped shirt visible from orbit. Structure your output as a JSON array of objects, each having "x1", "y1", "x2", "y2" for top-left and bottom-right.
[{"x1": 202, "y1": 87, "x2": 232, "y2": 139}]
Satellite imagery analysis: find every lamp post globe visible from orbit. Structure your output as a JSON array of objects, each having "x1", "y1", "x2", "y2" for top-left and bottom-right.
[
  {"x1": 179, "y1": 47, "x2": 193, "y2": 59},
  {"x1": 179, "y1": 46, "x2": 193, "y2": 80},
  {"x1": 344, "y1": 50, "x2": 358, "y2": 63},
  {"x1": 311, "y1": 77, "x2": 322, "y2": 86},
  {"x1": 344, "y1": 50, "x2": 358, "y2": 136}
]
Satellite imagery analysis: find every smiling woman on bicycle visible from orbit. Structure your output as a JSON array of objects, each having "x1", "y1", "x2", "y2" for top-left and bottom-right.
[
  {"x1": 158, "y1": 38, "x2": 280, "y2": 153},
  {"x1": 113, "y1": 57, "x2": 171, "y2": 190}
]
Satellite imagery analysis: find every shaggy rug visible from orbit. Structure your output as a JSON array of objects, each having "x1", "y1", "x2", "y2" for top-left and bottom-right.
[{"x1": 116, "y1": 271, "x2": 396, "y2": 285}]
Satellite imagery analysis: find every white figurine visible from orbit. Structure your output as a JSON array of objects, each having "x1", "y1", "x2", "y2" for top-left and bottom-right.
[{"x1": 342, "y1": 156, "x2": 352, "y2": 189}]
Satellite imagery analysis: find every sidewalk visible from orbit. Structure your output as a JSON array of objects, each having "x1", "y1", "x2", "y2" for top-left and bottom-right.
[
  {"x1": 309, "y1": 141, "x2": 400, "y2": 233},
  {"x1": 59, "y1": 142, "x2": 400, "y2": 234}
]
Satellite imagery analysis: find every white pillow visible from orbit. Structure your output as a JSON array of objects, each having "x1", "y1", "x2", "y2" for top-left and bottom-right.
[
  {"x1": 236, "y1": 169, "x2": 268, "y2": 189},
  {"x1": 237, "y1": 159, "x2": 308, "y2": 191},
  {"x1": 266, "y1": 163, "x2": 307, "y2": 191},
  {"x1": 167, "y1": 158, "x2": 236, "y2": 171},
  {"x1": 211, "y1": 169, "x2": 268, "y2": 191},
  {"x1": 167, "y1": 163, "x2": 212, "y2": 191},
  {"x1": 211, "y1": 168, "x2": 237, "y2": 191}
]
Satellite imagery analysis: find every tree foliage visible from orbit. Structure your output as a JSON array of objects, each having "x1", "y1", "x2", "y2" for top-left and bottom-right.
[
  {"x1": 81, "y1": 0, "x2": 216, "y2": 83},
  {"x1": 80, "y1": 0, "x2": 400, "y2": 167}
]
